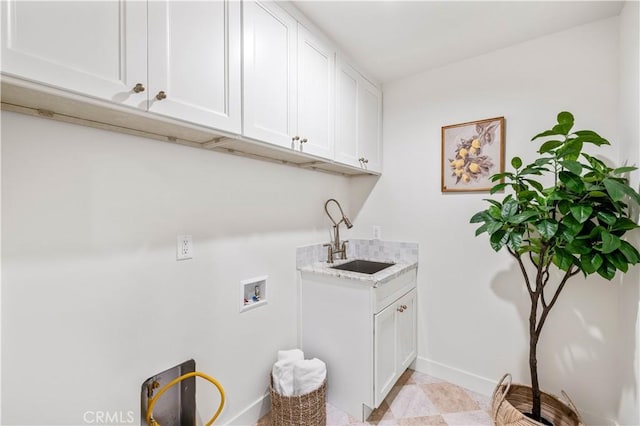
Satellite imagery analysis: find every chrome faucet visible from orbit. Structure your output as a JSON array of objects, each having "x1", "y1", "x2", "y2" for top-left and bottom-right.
[{"x1": 323, "y1": 199, "x2": 353, "y2": 263}]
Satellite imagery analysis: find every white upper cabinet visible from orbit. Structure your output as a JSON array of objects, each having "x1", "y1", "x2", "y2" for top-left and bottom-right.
[
  {"x1": 1, "y1": 0, "x2": 147, "y2": 107},
  {"x1": 1, "y1": 0, "x2": 241, "y2": 133},
  {"x1": 358, "y1": 77, "x2": 383, "y2": 172},
  {"x1": 147, "y1": 1, "x2": 241, "y2": 133},
  {"x1": 243, "y1": 0, "x2": 297, "y2": 148},
  {"x1": 335, "y1": 59, "x2": 360, "y2": 167},
  {"x1": 335, "y1": 57, "x2": 382, "y2": 173},
  {"x1": 296, "y1": 24, "x2": 335, "y2": 159}
]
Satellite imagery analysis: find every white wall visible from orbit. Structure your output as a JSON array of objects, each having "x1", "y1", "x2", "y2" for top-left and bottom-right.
[
  {"x1": 352, "y1": 16, "x2": 632, "y2": 424},
  {"x1": 0, "y1": 111, "x2": 351, "y2": 425},
  {"x1": 617, "y1": 1, "x2": 640, "y2": 424}
]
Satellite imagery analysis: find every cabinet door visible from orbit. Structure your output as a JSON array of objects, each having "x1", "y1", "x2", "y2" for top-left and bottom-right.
[
  {"x1": 1, "y1": 1, "x2": 147, "y2": 108},
  {"x1": 397, "y1": 289, "x2": 417, "y2": 370},
  {"x1": 374, "y1": 301, "x2": 398, "y2": 407},
  {"x1": 334, "y1": 58, "x2": 360, "y2": 167},
  {"x1": 243, "y1": 0, "x2": 297, "y2": 148},
  {"x1": 296, "y1": 24, "x2": 334, "y2": 158},
  {"x1": 147, "y1": 1, "x2": 241, "y2": 133},
  {"x1": 358, "y1": 77, "x2": 383, "y2": 173}
]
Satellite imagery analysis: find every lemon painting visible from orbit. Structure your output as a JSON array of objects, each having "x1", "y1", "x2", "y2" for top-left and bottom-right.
[{"x1": 441, "y1": 117, "x2": 504, "y2": 192}]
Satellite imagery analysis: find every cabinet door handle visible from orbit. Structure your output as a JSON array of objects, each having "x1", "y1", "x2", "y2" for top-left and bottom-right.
[
  {"x1": 292, "y1": 136, "x2": 300, "y2": 141},
  {"x1": 359, "y1": 157, "x2": 369, "y2": 164},
  {"x1": 133, "y1": 83, "x2": 145, "y2": 93},
  {"x1": 300, "y1": 138, "x2": 308, "y2": 144},
  {"x1": 155, "y1": 91, "x2": 167, "y2": 101},
  {"x1": 401, "y1": 305, "x2": 407, "y2": 310},
  {"x1": 397, "y1": 307, "x2": 404, "y2": 313}
]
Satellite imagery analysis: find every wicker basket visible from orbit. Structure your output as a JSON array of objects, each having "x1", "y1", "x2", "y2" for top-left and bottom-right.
[
  {"x1": 269, "y1": 376, "x2": 327, "y2": 426},
  {"x1": 491, "y1": 374, "x2": 584, "y2": 426}
]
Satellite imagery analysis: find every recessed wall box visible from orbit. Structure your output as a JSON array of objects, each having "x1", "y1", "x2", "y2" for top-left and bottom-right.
[{"x1": 240, "y1": 276, "x2": 268, "y2": 312}]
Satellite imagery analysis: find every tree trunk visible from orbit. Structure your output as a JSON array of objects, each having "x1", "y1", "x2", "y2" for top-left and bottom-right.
[{"x1": 529, "y1": 290, "x2": 542, "y2": 420}]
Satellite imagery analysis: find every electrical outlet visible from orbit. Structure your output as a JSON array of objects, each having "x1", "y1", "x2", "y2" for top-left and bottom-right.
[
  {"x1": 372, "y1": 225, "x2": 381, "y2": 240},
  {"x1": 177, "y1": 235, "x2": 193, "y2": 260}
]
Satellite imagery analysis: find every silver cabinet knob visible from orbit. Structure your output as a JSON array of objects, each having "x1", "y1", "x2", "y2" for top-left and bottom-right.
[
  {"x1": 133, "y1": 83, "x2": 145, "y2": 93},
  {"x1": 300, "y1": 138, "x2": 308, "y2": 144},
  {"x1": 359, "y1": 157, "x2": 369, "y2": 164},
  {"x1": 292, "y1": 136, "x2": 300, "y2": 141},
  {"x1": 156, "y1": 91, "x2": 167, "y2": 101}
]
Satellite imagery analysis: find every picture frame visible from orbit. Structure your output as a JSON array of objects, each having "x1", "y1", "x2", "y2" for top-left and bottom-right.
[{"x1": 441, "y1": 116, "x2": 505, "y2": 192}]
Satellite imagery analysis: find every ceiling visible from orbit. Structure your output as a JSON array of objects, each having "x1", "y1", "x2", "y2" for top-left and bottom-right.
[{"x1": 291, "y1": 1, "x2": 625, "y2": 84}]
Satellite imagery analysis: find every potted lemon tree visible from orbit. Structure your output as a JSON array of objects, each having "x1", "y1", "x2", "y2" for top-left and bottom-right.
[{"x1": 471, "y1": 112, "x2": 640, "y2": 424}]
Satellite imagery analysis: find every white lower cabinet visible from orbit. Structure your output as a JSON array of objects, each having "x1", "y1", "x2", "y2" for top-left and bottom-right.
[
  {"x1": 300, "y1": 268, "x2": 417, "y2": 421},
  {"x1": 374, "y1": 288, "x2": 417, "y2": 407}
]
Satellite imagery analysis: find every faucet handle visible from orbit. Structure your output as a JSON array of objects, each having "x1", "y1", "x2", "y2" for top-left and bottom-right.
[
  {"x1": 341, "y1": 240, "x2": 349, "y2": 259},
  {"x1": 323, "y1": 243, "x2": 334, "y2": 263}
]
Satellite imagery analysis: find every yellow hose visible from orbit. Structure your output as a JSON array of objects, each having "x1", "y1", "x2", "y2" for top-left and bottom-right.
[{"x1": 146, "y1": 371, "x2": 225, "y2": 426}]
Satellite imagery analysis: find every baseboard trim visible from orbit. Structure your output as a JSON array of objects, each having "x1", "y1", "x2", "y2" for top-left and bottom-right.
[
  {"x1": 413, "y1": 356, "x2": 617, "y2": 426},
  {"x1": 413, "y1": 356, "x2": 496, "y2": 396},
  {"x1": 223, "y1": 392, "x2": 270, "y2": 426}
]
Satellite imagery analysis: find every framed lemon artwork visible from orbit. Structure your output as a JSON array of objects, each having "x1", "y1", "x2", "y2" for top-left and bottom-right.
[{"x1": 441, "y1": 116, "x2": 505, "y2": 192}]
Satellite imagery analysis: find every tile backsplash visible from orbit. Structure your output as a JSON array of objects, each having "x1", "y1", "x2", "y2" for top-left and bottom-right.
[{"x1": 296, "y1": 239, "x2": 418, "y2": 267}]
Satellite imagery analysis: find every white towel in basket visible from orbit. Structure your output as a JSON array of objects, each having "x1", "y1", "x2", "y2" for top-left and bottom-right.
[
  {"x1": 272, "y1": 349, "x2": 304, "y2": 396},
  {"x1": 293, "y1": 358, "x2": 326, "y2": 396}
]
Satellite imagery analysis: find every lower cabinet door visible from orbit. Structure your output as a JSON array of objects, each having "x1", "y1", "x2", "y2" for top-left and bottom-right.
[
  {"x1": 397, "y1": 289, "x2": 417, "y2": 370},
  {"x1": 374, "y1": 301, "x2": 397, "y2": 407}
]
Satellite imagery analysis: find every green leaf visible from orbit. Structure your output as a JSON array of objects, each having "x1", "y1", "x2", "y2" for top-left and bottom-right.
[
  {"x1": 566, "y1": 239, "x2": 591, "y2": 255},
  {"x1": 588, "y1": 191, "x2": 607, "y2": 197},
  {"x1": 501, "y1": 199, "x2": 518, "y2": 219},
  {"x1": 580, "y1": 252, "x2": 604, "y2": 274},
  {"x1": 508, "y1": 231, "x2": 524, "y2": 251},
  {"x1": 532, "y1": 129, "x2": 565, "y2": 140},
  {"x1": 486, "y1": 221, "x2": 503, "y2": 235},
  {"x1": 561, "y1": 215, "x2": 584, "y2": 239},
  {"x1": 490, "y1": 183, "x2": 508, "y2": 194},
  {"x1": 488, "y1": 205, "x2": 502, "y2": 219},
  {"x1": 470, "y1": 211, "x2": 488, "y2": 223},
  {"x1": 561, "y1": 160, "x2": 583, "y2": 175},
  {"x1": 553, "y1": 123, "x2": 573, "y2": 136},
  {"x1": 607, "y1": 251, "x2": 629, "y2": 273},
  {"x1": 613, "y1": 166, "x2": 637, "y2": 175},
  {"x1": 559, "y1": 171, "x2": 585, "y2": 193},
  {"x1": 553, "y1": 248, "x2": 576, "y2": 271},
  {"x1": 511, "y1": 157, "x2": 522, "y2": 169},
  {"x1": 475, "y1": 223, "x2": 489, "y2": 236},
  {"x1": 601, "y1": 231, "x2": 622, "y2": 254},
  {"x1": 539, "y1": 140, "x2": 563, "y2": 153},
  {"x1": 596, "y1": 211, "x2": 617, "y2": 226},
  {"x1": 597, "y1": 260, "x2": 616, "y2": 280},
  {"x1": 611, "y1": 217, "x2": 639, "y2": 231},
  {"x1": 523, "y1": 179, "x2": 544, "y2": 193},
  {"x1": 619, "y1": 240, "x2": 640, "y2": 264},
  {"x1": 510, "y1": 210, "x2": 539, "y2": 224},
  {"x1": 603, "y1": 178, "x2": 640, "y2": 204},
  {"x1": 536, "y1": 220, "x2": 559, "y2": 240},
  {"x1": 570, "y1": 205, "x2": 593, "y2": 223},
  {"x1": 557, "y1": 139, "x2": 583, "y2": 161},
  {"x1": 558, "y1": 200, "x2": 571, "y2": 215},
  {"x1": 490, "y1": 230, "x2": 509, "y2": 251},
  {"x1": 557, "y1": 111, "x2": 574, "y2": 126}
]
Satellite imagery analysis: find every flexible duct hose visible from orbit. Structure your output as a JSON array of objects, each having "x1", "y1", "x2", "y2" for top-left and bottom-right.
[{"x1": 146, "y1": 371, "x2": 225, "y2": 426}]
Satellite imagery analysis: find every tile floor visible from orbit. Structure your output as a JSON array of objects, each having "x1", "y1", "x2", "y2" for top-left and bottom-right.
[{"x1": 256, "y1": 369, "x2": 493, "y2": 425}]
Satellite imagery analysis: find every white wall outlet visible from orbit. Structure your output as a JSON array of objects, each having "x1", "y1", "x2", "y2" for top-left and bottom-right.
[
  {"x1": 177, "y1": 235, "x2": 193, "y2": 260},
  {"x1": 372, "y1": 225, "x2": 381, "y2": 240}
]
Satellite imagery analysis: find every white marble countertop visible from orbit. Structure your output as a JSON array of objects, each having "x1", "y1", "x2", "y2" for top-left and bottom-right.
[{"x1": 298, "y1": 257, "x2": 418, "y2": 287}]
